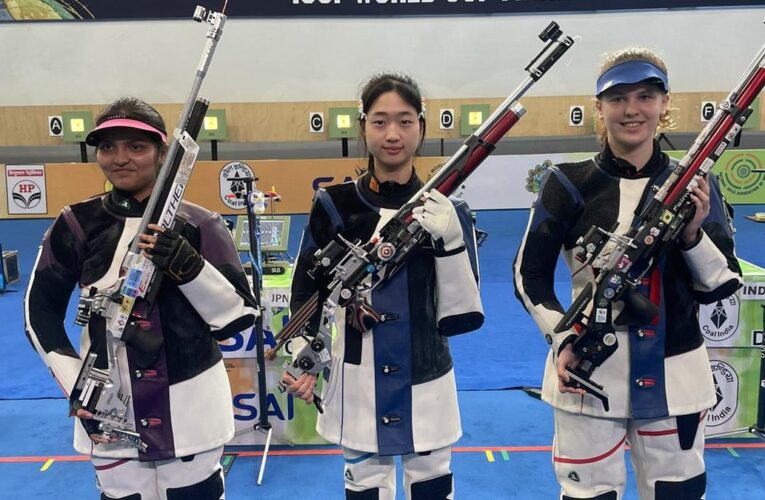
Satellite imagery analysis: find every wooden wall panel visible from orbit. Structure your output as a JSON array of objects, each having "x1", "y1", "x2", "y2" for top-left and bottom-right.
[
  {"x1": 1, "y1": 157, "x2": 447, "y2": 219},
  {"x1": 1, "y1": 92, "x2": 757, "y2": 147}
]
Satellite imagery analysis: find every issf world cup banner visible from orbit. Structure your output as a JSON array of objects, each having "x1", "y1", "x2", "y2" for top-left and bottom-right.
[{"x1": 2, "y1": 1, "x2": 762, "y2": 21}]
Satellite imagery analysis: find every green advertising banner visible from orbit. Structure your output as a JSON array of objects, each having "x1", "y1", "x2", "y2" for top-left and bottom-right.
[
  {"x1": 225, "y1": 356, "x2": 327, "y2": 446},
  {"x1": 700, "y1": 259, "x2": 765, "y2": 349},
  {"x1": 706, "y1": 348, "x2": 761, "y2": 437},
  {"x1": 220, "y1": 266, "x2": 330, "y2": 445},
  {"x1": 702, "y1": 259, "x2": 764, "y2": 437},
  {"x1": 668, "y1": 149, "x2": 765, "y2": 204}
]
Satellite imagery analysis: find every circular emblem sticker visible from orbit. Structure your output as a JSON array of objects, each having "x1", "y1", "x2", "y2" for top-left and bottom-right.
[
  {"x1": 716, "y1": 153, "x2": 765, "y2": 199},
  {"x1": 220, "y1": 161, "x2": 255, "y2": 210},
  {"x1": 377, "y1": 242, "x2": 396, "y2": 261},
  {"x1": 699, "y1": 294, "x2": 739, "y2": 343},
  {"x1": 707, "y1": 360, "x2": 739, "y2": 428}
]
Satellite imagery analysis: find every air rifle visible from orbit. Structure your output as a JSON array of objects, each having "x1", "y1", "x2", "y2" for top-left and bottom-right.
[
  {"x1": 268, "y1": 22, "x2": 576, "y2": 409},
  {"x1": 554, "y1": 41, "x2": 765, "y2": 411},
  {"x1": 69, "y1": 5, "x2": 226, "y2": 451}
]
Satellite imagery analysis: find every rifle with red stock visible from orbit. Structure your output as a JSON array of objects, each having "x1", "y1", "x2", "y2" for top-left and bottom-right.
[
  {"x1": 555, "y1": 41, "x2": 765, "y2": 411},
  {"x1": 266, "y1": 22, "x2": 576, "y2": 409}
]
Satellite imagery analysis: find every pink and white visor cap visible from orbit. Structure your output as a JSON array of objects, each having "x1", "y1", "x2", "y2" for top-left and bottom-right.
[{"x1": 85, "y1": 117, "x2": 168, "y2": 146}]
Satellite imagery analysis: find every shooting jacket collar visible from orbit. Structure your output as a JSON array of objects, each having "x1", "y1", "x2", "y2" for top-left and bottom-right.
[
  {"x1": 358, "y1": 168, "x2": 423, "y2": 209},
  {"x1": 596, "y1": 139, "x2": 669, "y2": 179},
  {"x1": 105, "y1": 188, "x2": 150, "y2": 217}
]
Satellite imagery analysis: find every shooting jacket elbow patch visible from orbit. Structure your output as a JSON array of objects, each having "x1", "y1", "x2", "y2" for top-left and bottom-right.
[
  {"x1": 211, "y1": 314, "x2": 257, "y2": 341},
  {"x1": 434, "y1": 251, "x2": 483, "y2": 331},
  {"x1": 681, "y1": 232, "x2": 742, "y2": 293},
  {"x1": 438, "y1": 312, "x2": 484, "y2": 337},
  {"x1": 178, "y1": 262, "x2": 259, "y2": 331},
  {"x1": 47, "y1": 351, "x2": 83, "y2": 397}
]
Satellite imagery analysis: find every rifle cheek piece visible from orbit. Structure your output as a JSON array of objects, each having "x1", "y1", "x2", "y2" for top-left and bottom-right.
[{"x1": 614, "y1": 288, "x2": 659, "y2": 326}]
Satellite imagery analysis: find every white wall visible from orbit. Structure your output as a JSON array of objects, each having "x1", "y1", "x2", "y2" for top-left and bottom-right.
[{"x1": 1, "y1": 7, "x2": 764, "y2": 106}]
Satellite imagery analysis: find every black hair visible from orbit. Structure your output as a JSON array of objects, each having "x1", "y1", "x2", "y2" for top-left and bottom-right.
[{"x1": 359, "y1": 73, "x2": 426, "y2": 172}]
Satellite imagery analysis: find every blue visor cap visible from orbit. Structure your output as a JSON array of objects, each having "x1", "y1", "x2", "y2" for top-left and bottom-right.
[{"x1": 596, "y1": 60, "x2": 669, "y2": 97}]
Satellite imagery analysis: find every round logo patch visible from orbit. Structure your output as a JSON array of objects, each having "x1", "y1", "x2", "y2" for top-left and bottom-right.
[
  {"x1": 526, "y1": 160, "x2": 553, "y2": 194},
  {"x1": 707, "y1": 360, "x2": 738, "y2": 428},
  {"x1": 11, "y1": 180, "x2": 42, "y2": 209},
  {"x1": 699, "y1": 294, "x2": 739, "y2": 343},
  {"x1": 716, "y1": 153, "x2": 765, "y2": 198},
  {"x1": 220, "y1": 161, "x2": 255, "y2": 210}
]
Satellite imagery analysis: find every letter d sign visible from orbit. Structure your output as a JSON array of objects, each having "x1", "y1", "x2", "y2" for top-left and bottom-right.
[{"x1": 440, "y1": 109, "x2": 454, "y2": 130}]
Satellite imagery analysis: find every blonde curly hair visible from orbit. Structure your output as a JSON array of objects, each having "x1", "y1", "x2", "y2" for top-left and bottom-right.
[{"x1": 594, "y1": 47, "x2": 677, "y2": 144}]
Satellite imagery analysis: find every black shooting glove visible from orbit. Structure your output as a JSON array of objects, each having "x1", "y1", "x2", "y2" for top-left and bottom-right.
[{"x1": 149, "y1": 227, "x2": 205, "y2": 285}]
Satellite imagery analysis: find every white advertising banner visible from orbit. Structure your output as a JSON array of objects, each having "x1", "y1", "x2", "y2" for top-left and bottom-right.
[
  {"x1": 5, "y1": 164, "x2": 47, "y2": 215},
  {"x1": 219, "y1": 278, "x2": 292, "y2": 359},
  {"x1": 458, "y1": 153, "x2": 593, "y2": 210}
]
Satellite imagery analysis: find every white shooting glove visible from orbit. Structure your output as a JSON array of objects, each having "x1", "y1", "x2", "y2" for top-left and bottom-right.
[{"x1": 411, "y1": 190, "x2": 464, "y2": 252}]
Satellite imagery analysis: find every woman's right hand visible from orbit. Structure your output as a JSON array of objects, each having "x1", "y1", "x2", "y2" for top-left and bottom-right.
[
  {"x1": 556, "y1": 344, "x2": 586, "y2": 396},
  {"x1": 281, "y1": 372, "x2": 317, "y2": 404}
]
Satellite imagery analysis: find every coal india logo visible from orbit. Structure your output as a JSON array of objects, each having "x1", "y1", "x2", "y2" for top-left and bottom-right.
[
  {"x1": 219, "y1": 161, "x2": 255, "y2": 210},
  {"x1": 699, "y1": 294, "x2": 739, "y2": 342},
  {"x1": 707, "y1": 361, "x2": 738, "y2": 428},
  {"x1": 11, "y1": 180, "x2": 43, "y2": 209},
  {"x1": 717, "y1": 153, "x2": 765, "y2": 198}
]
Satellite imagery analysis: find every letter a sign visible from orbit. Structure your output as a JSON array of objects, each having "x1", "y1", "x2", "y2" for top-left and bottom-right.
[{"x1": 48, "y1": 116, "x2": 64, "y2": 137}]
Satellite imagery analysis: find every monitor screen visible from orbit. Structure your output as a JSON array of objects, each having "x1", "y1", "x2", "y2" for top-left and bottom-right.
[
  {"x1": 260, "y1": 219, "x2": 286, "y2": 252},
  {"x1": 2, "y1": 251, "x2": 19, "y2": 284},
  {"x1": 233, "y1": 215, "x2": 290, "y2": 254}
]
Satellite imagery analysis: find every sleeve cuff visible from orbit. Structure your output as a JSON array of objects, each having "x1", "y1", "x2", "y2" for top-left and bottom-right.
[
  {"x1": 681, "y1": 231, "x2": 742, "y2": 293},
  {"x1": 433, "y1": 241, "x2": 466, "y2": 257},
  {"x1": 677, "y1": 228, "x2": 703, "y2": 251},
  {"x1": 556, "y1": 333, "x2": 579, "y2": 355}
]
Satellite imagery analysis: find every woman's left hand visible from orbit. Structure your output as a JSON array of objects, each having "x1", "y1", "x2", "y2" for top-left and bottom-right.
[
  {"x1": 138, "y1": 223, "x2": 204, "y2": 283},
  {"x1": 681, "y1": 176, "x2": 710, "y2": 246}
]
